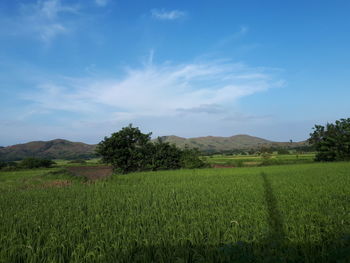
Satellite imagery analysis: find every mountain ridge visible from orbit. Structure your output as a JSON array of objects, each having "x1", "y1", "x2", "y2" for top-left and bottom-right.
[
  {"x1": 157, "y1": 134, "x2": 306, "y2": 152},
  {"x1": 0, "y1": 135, "x2": 308, "y2": 161}
]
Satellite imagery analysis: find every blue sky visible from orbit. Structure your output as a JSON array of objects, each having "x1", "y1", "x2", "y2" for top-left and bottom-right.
[{"x1": 1, "y1": 0, "x2": 349, "y2": 146}]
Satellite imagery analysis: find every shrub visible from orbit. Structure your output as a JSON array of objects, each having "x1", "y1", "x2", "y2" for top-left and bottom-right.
[
  {"x1": 69, "y1": 159, "x2": 87, "y2": 164},
  {"x1": 150, "y1": 138, "x2": 182, "y2": 170},
  {"x1": 20, "y1": 158, "x2": 55, "y2": 169},
  {"x1": 180, "y1": 147, "x2": 206, "y2": 169},
  {"x1": 0, "y1": 161, "x2": 6, "y2": 170},
  {"x1": 277, "y1": 149, "x2": 290, "y2": 155}
]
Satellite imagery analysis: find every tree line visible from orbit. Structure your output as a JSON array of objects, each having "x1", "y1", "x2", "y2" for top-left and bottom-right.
[{"x1": 0, "y1": 157, "x2": 55, "y2": 171}]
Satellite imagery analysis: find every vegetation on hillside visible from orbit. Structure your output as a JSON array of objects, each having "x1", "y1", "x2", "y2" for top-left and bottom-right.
[
  {"x1": 0, "y1": 139, "x2": 97, "y2": 161},
  {"x1": 0, "y1": 135, "x2": 310, "y2": 161},
  {"x1": 158, "y1": 134, "x2": 309, "y2": 152}
]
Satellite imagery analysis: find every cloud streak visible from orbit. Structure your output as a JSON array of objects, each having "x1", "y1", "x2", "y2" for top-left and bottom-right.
[
  {"x1": 151, "y1": 9, "x2": 186, "y2": 20},
  {"x1": 25, "y1": 59, "x2": 283, "y2": 122},
  {"x1": 4, "y1": 0, "x2": 80, "y2": 43},
  {"x1": 95, "y1": 0, "x2": 109, "y2": 7}
]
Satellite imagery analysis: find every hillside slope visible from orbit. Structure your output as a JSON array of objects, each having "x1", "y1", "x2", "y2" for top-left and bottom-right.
[
  {"x1": 0, "y1": 139, "x2": 97, "y2": 161},
  {"x1": 158, "y1": 135, "x2": 307, "y2": 151}
]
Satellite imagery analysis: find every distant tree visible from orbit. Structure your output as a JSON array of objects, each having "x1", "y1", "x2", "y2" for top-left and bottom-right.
[
  {"x1": 260, "y1": 146, "x2": 273, "y2": 154},
  {"x1": 309, "y1": 118, "x2": 350, "y2": 161},
  {"x1": 248, "y1": 149, "x2": 256, "y2": 155}
]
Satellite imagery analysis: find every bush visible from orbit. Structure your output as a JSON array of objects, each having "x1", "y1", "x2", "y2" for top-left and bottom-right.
[
  {"x1": 20, "y1": 158, "x2": 55, "y2": 169},
  {"x1": 69, "y1": 159, "x2": 87, "y2": 164},
  {"x1": 277, "y1": 149, "x2": 290, "y2": 155},
  {"x1": 0, "y1": 161, "x2": 20, "y2": 171},
  {"x1": 0, "y1": 161, "x2": 6, "y2": 170},
  {"x1": 231, "y1": 160, "x2": 244, "y2": 167},
  {"x1": 150, "y1": 138, "x2": 182, "y2": 170},
  {"x1": 180, "y1": 147, "x2": 206, "y2": 169}
]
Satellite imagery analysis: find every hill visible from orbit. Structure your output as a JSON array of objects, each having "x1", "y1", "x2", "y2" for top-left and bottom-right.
[
  {"x1": 0, "y1": 135, "x2": 308, "y2": 161},
  {"x1": 157, "y1": 134, "x2": 307, "y2": 152},
  {"x1": 0, "y1": 139, "x2": 97, "y2": 161}
]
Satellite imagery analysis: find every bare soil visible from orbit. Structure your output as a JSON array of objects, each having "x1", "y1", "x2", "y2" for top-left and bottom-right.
[{"x1": 66, "y1": 166, "x2": 113, "y2": 180}]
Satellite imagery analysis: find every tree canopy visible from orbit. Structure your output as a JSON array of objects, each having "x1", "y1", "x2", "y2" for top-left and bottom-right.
[{"x1": 309, "y1": 118, "x2": 350, "y2": 161}]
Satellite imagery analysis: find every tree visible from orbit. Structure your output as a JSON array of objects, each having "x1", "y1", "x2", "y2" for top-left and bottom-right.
[
  {"x1": 150, "y1": 138, "x2": 182, "y2": 170},
  {"x1": 309, "y1": 118, "x2": 350, "y2": 161},
  {"x1": 96, "y1": 124, "x2": 153, "y2": 173},
  {"x1": 96, "y1": 125, "x2": 206, "y2": 173}
]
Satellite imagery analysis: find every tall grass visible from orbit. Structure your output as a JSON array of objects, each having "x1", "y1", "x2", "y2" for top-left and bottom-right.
[{"x1": 0, "y1": 162, "x2": 350, "y2": 262}]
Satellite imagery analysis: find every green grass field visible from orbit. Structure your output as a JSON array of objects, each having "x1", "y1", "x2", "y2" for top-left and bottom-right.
[{"x1": 1, "y1": 162, "x2": 350, "y2": 262}]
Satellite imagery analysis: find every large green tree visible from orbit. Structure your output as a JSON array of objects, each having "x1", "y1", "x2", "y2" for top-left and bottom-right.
[
  {"x1": 96, "y1": 125, "x2": 205, "y2": 173},
  {"x1": 309, "y1": 118, "x2": 350, "y2": 161},
  {"x1": 96, "y1": 124, "x2": 153, "y2": 173}
]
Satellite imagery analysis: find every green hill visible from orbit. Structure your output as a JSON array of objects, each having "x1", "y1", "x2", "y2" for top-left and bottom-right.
[
  {"x1": 157, "y1": 134, "x2": 307, "y2": 152},
  {"x1": 0, "y1": 139, "x2": 97, "y2": 161}
]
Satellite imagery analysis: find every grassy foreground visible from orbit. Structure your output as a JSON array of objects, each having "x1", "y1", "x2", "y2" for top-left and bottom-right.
[{"x1": 0, "y1": 163, "x2": 350, "y2": 262}]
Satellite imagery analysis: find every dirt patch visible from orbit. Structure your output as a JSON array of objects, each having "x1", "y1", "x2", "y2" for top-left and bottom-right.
[{"x1": 66, "y1": 166, "x2": 113, "y2": 180}]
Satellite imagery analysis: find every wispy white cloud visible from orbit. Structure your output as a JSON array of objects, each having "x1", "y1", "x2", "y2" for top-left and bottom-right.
[
  {"x1": 24, "y1": 59, "x2": 283, "y2": 121},
  {"x1": 151, "y1": 9, "x2": 186, "y2": 20},
  {"x1": 9, "y1": 0, "x2": 80, "y2": 43},
  {"x1": 35, "y1": 0, "x2": 79, "y2": 19},
  {"x1": 95, "y1": 0, "x2": 109, "y2": 7},
  {"x1": 215, "y1": 25, "x2": 249, "y2": 49}
]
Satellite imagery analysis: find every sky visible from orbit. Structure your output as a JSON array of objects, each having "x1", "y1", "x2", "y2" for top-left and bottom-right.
[{"x1": 0, "y1": 0, "x2": 350, "y2": 146}]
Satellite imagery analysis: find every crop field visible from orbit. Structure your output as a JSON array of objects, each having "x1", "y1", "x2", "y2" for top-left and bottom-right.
[
  {"x1": 204, "y1": 153, "x2": 315, "y2": 167},
  {"x1": 1, "y1": 162, "x2": 350, "y2": 262}
]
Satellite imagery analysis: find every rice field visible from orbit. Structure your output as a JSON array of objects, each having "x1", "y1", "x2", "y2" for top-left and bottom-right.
[
  {"x1": 204, "y1": 153, "x2": 315, "y2": 167},
  {"x1": 0, "y1": 162, "x2": 350, "y2": 262}
]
